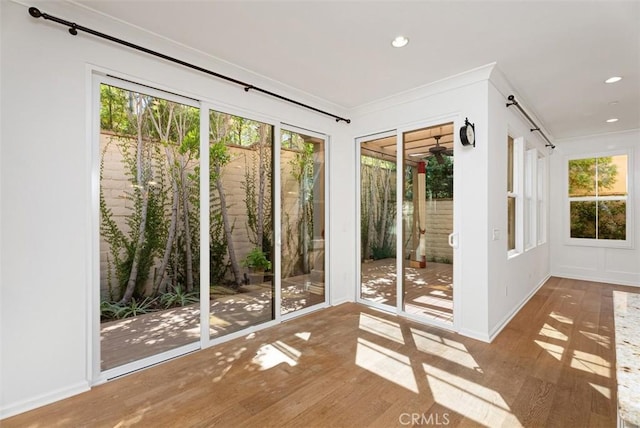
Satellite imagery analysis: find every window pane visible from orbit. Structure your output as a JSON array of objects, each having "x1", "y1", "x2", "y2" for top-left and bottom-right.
[
  {"x1": 281, "y1": 130, "x2": 326, "y2": 315},
  {"x1": 99, "y1": 84, "x2": 200, "y2": 370},
  {"x1": 568, "y1": 158, "x2": 596, "y2": 197},
  {"x1": 570, "y1": 201, "x2": 596, "y2": 239},
  {"x1": 359, "y1": 135, "x2": 397, "y2": 308},
  {"x1": 597, "y1": 155, "x2": 627, "y2": 196},
  {"x1": 507, "y1": 136, "x2": 514, "y2": 193},
  {"x1": 508, "y1": 196, "x2": 516, "y2": 250},
  {"x1": 209, "y1": 110, "x2": 274, "y2": 339},
  {"x1": 598, "y1": 200, "x2": 626, "y2": 240}
]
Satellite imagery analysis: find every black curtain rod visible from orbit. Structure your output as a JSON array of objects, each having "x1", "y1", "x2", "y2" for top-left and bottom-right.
[
  {"x1": 505, "y1": 95, "x2": 555, "y2": 149},
  {"x1": 28, "y1": 7, "x2": 351, "y2": 124}
]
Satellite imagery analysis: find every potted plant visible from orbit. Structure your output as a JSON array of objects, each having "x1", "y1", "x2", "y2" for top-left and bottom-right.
[{"x1": 241, "y1": 247, "x2": 272, "y2": 285}]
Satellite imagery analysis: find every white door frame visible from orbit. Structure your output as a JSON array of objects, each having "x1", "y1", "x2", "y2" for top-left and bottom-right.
[
  {"x1": 355, "y1": 115, "x2": 462, "y2": 333},
  {"x1": 355, "y1": 130, "x2": 399, "y2": 313}
]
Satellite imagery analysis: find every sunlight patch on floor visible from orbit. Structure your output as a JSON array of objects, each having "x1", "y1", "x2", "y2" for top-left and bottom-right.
[
  {"x1": 423, "y1": 362, "x2": 521, "y2": 427},
  {"x1": 534, "y1": 340, "x2": 565, "y2": 361},
  {"x1": 580, "y1": 331, "x2": 610, "y2": 349},
  {"x1": 359, "y1": 313, "x2": 404, "y2": 344},
  {"x1": 356, "y1": 337, "x2": 418, "y2": 393},
  {"x1": 549, "y1": 311, "x2": 573, "y2": 325},
  {"x1": 589, "y1": 382, "x2": 611, "y2": 399},
  {"x1": 251, "y1": 340, "x2": 300, "y2": 371},
  {"x1": 570, "y1": 350, "x2": 610, "y2": 378},
  {"x1": 295, "y1": 332, "x2": 311, "y2": 341},
  {"x1": 411, "y1": 329, "x2": 481, "y2": 372},
  {"x1": 539, "y1": 323, "x2": 568, "y2": 341}
]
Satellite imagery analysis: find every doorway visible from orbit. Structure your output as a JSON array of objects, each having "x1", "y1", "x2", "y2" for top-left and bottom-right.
[{"x1": 357, "y1": 122, "x2": 455, "y2": 328}]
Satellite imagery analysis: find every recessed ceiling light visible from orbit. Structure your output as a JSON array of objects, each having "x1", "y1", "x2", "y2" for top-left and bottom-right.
[
  {"x1": 605, "y1": 76, "x2": 622, "y2": 84},
  {"x1": 606, "y1": 118, "x2": 619, "y2": 123},
  {"x1": 391, "y1": 36, "x2": 409, "y2": 48}
]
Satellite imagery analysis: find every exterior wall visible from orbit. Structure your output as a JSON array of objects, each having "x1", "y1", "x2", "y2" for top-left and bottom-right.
[
  {"x1": 550, "y1": 130, "x2": 640, "y2": 286},
  {"x1": 425, "y1": 199, "x2": 453, "y2": 263},
  {"x1": 99, "y1": 133, "x2": 302, "y2": 297}
]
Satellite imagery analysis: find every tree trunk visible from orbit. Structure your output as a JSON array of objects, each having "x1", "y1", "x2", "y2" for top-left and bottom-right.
[
  {"x1": 378, "y1": 168, "x2": 390, "y2": 249},
  {"x1": 173, "y1": 108, "x2": 195, "y2": 292},
  {"x1": 256, "y1": 124, "x2": 268, "y2": 250},
  {"x1": 179, "y1": 158, "x2": 194, "y2": 292},
  {"x1": 119, "y1": 99, "x2": 149, "y2": 304},
  {"x1": 153, "y1": 147, "x2": 179, "y2": 295},
  {"x1": 148, "y1": 104, "x2": 176, "y2": 295},
  {"x1": 215, "y1": 164, "x2": 242, "y2": 286}
]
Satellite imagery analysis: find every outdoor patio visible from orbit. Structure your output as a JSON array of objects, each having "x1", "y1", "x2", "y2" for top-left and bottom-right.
[
  {"x1": 101, "y1": 261, "x2": 451, "y2": 371},
  {"x1": 360, "y1": 258, "x2": 453, "y2": 323},
  {"x1": 101, "y1": 275, "x2": 324, "y2": 370}
]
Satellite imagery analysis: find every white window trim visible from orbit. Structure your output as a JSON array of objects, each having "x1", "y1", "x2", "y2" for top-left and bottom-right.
[
  {"x1": 536, "y1": 153, "x2": 548, "y2": 245},
  {"x1": 564, "y1": 149, "x2": 634, "y2": 249},
  {"x1": 508, "y1": 136, "x2": 524, "y2": 258},
  {"x1": 524, "y1": 148, "x2": 537, "y2": 251}
]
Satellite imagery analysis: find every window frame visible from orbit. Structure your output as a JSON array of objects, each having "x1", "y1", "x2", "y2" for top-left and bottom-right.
[
  {"x1": 507, "y1": 135, "x2": 524, "y2": 258},
  {"x1": 536, "y1": 152, "x2": 548, "y2": 245},
  {"x1": 564, "y1": 149, "x2": 634, "y2": 249}
]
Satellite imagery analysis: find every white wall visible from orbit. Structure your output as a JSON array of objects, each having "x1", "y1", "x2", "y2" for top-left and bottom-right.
[
  {"x1": 486, "y1": 73, "x2": 551, "y2": 338},
  {"x1": 550, "y1": 130, "x2": 640, "y2": 286},
  {"x1": 0, "y1": 0, "x2": 351, "y2": 417},
  {"x1": 350, "y1": 65, "x2": 493, "y2": 341}
]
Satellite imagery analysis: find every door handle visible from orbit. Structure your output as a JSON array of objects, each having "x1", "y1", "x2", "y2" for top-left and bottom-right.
[{"x1": 448, "y1": 233, "x2": 458, "y2": 249}]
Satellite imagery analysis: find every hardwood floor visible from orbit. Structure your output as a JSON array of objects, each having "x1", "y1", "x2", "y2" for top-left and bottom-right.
[{"x1": 5, "y1": 277, "x2": 636, "y2": 427}]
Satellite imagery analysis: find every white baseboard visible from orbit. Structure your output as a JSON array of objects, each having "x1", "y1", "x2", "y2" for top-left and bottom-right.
[
  {"x1": 552, "y1": 271, "x2": 639, "y2": 288},
  {"x1": 331, "y1": 296, "x2": 353, "y2": 306},
  {"x1": 1, "y1": 381, "x2": 89, "y2": 420},
  {"x1": 458, "y1": 328, "x2": 491, "y2": 343},
  {"x1": 488, "y1": 274, "x2": 551, "y2": 342}
]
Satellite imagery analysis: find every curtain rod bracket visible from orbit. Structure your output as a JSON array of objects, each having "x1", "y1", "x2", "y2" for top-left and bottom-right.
[{"x1": 27, "y1": 6, "x2": 352, "y2": 125}]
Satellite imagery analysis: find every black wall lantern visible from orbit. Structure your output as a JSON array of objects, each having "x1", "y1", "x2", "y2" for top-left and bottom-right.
[{"x1": 460, "y1": 117, "x2": 476, "y2": 147}]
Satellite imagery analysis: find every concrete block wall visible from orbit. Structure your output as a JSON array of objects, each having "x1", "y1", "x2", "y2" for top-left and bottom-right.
[{"x1": 99, "y1": 133, "x2": 305, "y2": 298}]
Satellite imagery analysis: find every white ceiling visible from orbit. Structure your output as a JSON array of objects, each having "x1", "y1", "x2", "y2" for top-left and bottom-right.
[{"x1": 74, "y1": 0, "x2": 640, "y2": 141}]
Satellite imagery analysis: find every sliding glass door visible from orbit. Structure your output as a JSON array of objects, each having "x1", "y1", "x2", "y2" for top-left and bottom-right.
[
  {"x1": 95, "y1": 74, "x2": 330, "y2": 380},
  {"x1": 208, "y1": 110, "x2": 275, "y2": 340},
  {"x1": 280, "y1": 126, "x2": 328, "y2": 316},
  {"x1": 98, "y1": 80, "x2": 202, "y2": 373},
  {"x1": 357, "y1": 131, "x2": 398, "y2": 310},
  {"x1": 357, "y1": 123, "x2": 456, "y2": 329}
]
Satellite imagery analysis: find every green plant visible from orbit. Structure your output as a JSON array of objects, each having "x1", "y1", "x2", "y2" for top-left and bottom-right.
[
  {"x1": 370, "y1": 244, "x2": 395, "y2": 260},
  {"x1": 100, "y1": 297, "x2": 157, "y2": 320},
  {"x1": 241, "y1": 247, "x2": 272, "y2": 271},
  {"x1": 160, "y1": 285, "x2": 199, "y2": 308}
]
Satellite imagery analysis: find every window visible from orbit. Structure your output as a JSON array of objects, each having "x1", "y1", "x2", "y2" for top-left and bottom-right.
[
  {"x1": 507, "y1": 136, "x2": 522, "y2": 255},
  {"x1": 524, "y1": 148, "x2": 537, "y2": 250},
  {"x1": 568, "y1": 153, "x2": 630, "y2": 245}
]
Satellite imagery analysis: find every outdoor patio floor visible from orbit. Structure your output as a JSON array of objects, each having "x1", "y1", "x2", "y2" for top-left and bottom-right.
[
  {"x1": 101, "y1": 275, "x2": 324, "y2": 370},
  {"x1": 360, "y1": 258, "x2": 453, "y2": 323},
  {"x1": 101, "y1": 261, "x2": 452, "y2": 371}
]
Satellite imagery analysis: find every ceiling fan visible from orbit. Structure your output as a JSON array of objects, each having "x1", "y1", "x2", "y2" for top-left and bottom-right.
[{"x1": 427, "y1": 135, "x2": 453, "y2": 164}]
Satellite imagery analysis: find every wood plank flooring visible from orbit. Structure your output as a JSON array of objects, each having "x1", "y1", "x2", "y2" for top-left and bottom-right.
[{"x1": 5, "y1": 277, "x2": 637, "y2": 427}]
